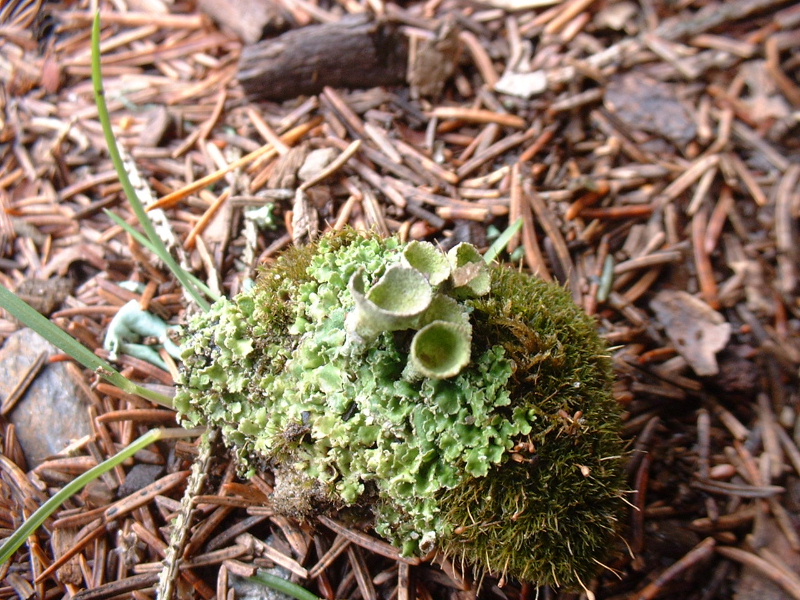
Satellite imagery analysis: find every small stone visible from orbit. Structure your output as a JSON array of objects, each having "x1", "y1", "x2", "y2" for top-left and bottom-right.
[
  {"x1": 229, "y1": 566, "x2": 294, "y2": 600},
  {"x1": 494, "y1": 70, "x2": 547, "y2": 99},
  {"x1": 605, "y1": 73, "x2": 697, "y2": 147},
  {"x1": 407, "y1": 18, "x2": 459, "y2": 99},
  {"x1": 118, "y1": 464, "x2": 165, "y2": 498},
  {"x1": 709, "y1": 347, "x2": 759, "y2": 397},
  {"x1": 0, "y1": 328, "x2": 93, "y2": 468},
  {"x1": 14, "y1": 277, "x2": 73, "y2": 316}
]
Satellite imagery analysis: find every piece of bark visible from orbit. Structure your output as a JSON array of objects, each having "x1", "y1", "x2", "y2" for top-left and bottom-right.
[
  {"x1": 238, "y1": 15, "x2": 408, "y2": 101},
  {"x1": 198, "y1": 0, "x2": 291, "y2": 44},
  {"x1": 407, "y1": 17, "x2": 460, "y2": 99}
]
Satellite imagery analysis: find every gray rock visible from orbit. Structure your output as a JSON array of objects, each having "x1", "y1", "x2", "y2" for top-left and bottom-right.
[
  {"x1": 229, "y1": 536, "x2": 296, "y2": 600},
  {"x1": 605, "y1": 73, "x2": 697, "y2": 147},
  {"x1": 118, "y1": 464, "x2": 165, "y2": 498},
  {"x1": 229, "y1": 568, "x2": 295, "y2": 600},
  {"x1": 0, "y1": 328, "x2": 93, "y2": 468}
]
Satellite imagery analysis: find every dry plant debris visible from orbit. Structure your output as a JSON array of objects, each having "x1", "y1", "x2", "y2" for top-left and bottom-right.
[{"x1": 0, "y1": 0, "x2": 799, "y2": 598}]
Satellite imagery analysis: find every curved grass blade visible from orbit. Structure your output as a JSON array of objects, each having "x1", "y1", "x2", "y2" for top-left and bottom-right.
[
  {"x1": 0, "y1": 285, "x2": 172, "y2": 407},
  {"x1": 0, "y1": 427, "x2": 203, "y2": 565},
  {"x1": 91, "y1": 12, "x2": 210, "y2": 311},
  {"x1": 248, "y1": 572, "x2": 321, "y2": 600},
  {"x1": 484, "y1": 217, "x2": 524, "y2": 264},
  {"x1": 104, "y1": 209, "x2": 219, "y2": 302}
]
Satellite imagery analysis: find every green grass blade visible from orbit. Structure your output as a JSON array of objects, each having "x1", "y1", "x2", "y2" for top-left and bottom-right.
[
  {"x1": 248, "y1": 572, "x2": 321, "y2": 600},
  {"x1": 104, "y1": 209, "x2": 220, "y2": 302},
  {"x1": 0, "y1": 286, "x2": 172, "y2": 406},
  {"x1": 0, "y1": 428, "x2": 202, "y2": 565},
  {"x1": 91, "y1": 12, "x2": 210, "y2": 311},
  {"x1": 0, "y1": 429, "x2": 160, "y2": 564},
  {"x1": 484, "y1": 217, "x2": 524, "y2": 264}
]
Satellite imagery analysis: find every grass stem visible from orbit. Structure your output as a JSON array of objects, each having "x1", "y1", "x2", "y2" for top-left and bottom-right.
[
  {"x1": 91, "y1": 11, "x2": 210, "y2": 311},
  {"x1": 0, "y1": 428, "x2": 203, "y2": 565}
]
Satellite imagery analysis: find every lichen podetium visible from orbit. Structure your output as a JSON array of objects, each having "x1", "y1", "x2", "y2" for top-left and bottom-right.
[{"x1": 175, "y1": 230, "x2": 625, "y2": 589}]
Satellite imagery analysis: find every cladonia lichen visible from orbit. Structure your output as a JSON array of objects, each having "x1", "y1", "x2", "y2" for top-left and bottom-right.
[
  {"x1": 175, "y1": 230, "x2": 625, "y2": 589},
  {"x1": 104, "y1": 299, "x2": 182, "y2": 370}
]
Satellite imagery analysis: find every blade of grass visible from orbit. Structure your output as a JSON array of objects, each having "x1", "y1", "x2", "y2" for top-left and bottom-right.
[
  {"x1": 0, "y1": 286, "x2": 172, "y2": 407},
  {"x1": 484, "y1": 217, "x2": 524, "y2": 264},
  {"x1": 248, "y1": 572, "x2": 321, "y2": 600},
  {"x1": 0, "y1": 427, "x2": 203, "y2": 565},
  {"x1": 104, "y1": 209, "x2": 220, "y2": 302},
  {"x1": 91, "y1": 12, "x2": 210, "y2": 311}
]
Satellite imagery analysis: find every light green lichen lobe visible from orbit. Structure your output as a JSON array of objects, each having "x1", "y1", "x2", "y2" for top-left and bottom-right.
[{"x1": 175, "y1": 231, "x2": 625, "y2": 589}]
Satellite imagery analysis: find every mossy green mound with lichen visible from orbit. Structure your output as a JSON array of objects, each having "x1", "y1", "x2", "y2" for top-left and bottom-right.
[{"x1": 174, "y1": 230, "x2": 624, "y2": 589}]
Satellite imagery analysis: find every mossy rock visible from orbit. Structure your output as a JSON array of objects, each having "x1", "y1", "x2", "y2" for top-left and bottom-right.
[{"x1": 175, "y1": 230, "x2": 625, "y2": 589}]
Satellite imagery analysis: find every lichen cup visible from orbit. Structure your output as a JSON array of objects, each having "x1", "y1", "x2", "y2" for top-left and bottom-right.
[{"x1": 175, "y1": 230, "x2": 625, "y2": 590}]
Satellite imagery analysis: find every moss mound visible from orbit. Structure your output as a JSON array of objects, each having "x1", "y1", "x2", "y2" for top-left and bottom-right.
[
  {"x1": 175, "y1": 230, "x2": 625, "y2": 589},
  {"x1": 439, "y1": 266, "x2": 625, "y2": 586}
]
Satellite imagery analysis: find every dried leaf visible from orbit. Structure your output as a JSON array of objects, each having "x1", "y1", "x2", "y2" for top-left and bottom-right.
[
  {"x1": 605, "y1": 73, "x2": 697, "y2": 146},
  {"x1": 740, "y1": 61, "x2": 791, "y2": 122},
  {"x1": 650, "y1": 290, "x2": 731, "y2": 376}
]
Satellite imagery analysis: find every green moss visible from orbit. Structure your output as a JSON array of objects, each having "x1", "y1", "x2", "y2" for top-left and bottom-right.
[
  {"x1": 437, "y1": 266, "x2": 625, "y2": 586},
  {"x1": 174, "y1": 230, "x2": 625, "y2": 589}
]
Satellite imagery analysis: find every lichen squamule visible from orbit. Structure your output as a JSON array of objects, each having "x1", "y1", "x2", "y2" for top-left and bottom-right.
[{"x1": 175, "y1": 231, "x2": 626, "y2": 589}]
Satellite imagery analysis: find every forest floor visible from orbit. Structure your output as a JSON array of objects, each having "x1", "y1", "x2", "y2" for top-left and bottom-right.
[{"x1": 1, "y1": 0, "x2": 799, "y2": 598}]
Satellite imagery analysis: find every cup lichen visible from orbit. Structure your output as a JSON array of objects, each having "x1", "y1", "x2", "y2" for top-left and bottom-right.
[{"x1": 174, "y1": 230, "x2": 625, "y2": 589}]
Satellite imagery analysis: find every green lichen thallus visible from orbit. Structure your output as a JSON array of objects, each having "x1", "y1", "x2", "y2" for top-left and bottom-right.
[{"x1": 176, "y1": 230, "x2": 626, "y2": 589}]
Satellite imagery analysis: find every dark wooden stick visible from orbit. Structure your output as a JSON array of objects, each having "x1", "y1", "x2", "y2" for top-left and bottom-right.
[{"x1": 238, "y1": 15, "x2": 408, "y2": 101}]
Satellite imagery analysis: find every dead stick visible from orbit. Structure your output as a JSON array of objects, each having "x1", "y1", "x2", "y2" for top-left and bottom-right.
[
  {"x1": 636, "y1": 538, "x2": 716, "y2": 600},
  {"x1": 692, "y1": 208, "x2": 720, "y2": 309},
  {"x1": 148, "y1": 118, "x2": 322, "y2": 211},
  {"x1": 238, "y1": 16, "x2": 408, "y2": 101}
]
